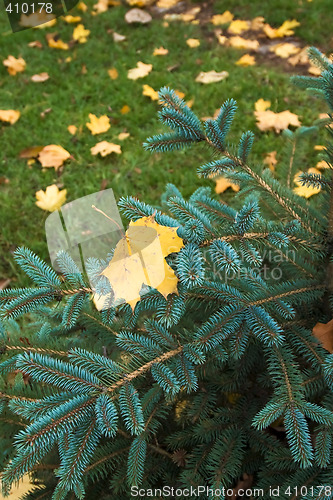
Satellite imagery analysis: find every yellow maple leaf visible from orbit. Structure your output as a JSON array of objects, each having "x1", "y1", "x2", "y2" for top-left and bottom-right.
[
  {"x1": 293, "y1": 167, "x2": 321, "y2": 198},
  {"x1": 38, "y1": 145, "x2": 71, "y2": 171},
  {"x1": 120, "y1": 105, "x2": 130, "y2": 114},
  {"x1": 186, "y1": 38, "x2": 200, "y2": 48},
  {"x1": 0, "y1": 110, "x2": 20, "y2": 124},
  {"x1": 255, "y1": 98, "x2": 271, "y2": 112},
  {"x1": 35, "y1": 184, "x2": 67, "y2": 212},
  {"x1": 62, "y1": 15, "x2": 81, "y2": 23},
  {"x1": 270, "y1": 43, "x2": 300, "y2": 58},
  {"x1": 195, "y1": 70, "x2": 229, "y2": 84},
  {"x1": 100, "y1": 216, "x2": 184, "y2": 310},
  {"x1": 211, "y1": 11, "x2": 234, "y2": 25},
  {"x1": 108, "y1": 68, "x2": 119, "y2": 80},
  {"x1": 228, "y1": 36, "x2": 259, "y2": 50},
  {"x1": 263, "y1": 19, "x2": 300, "y2": 39},
  {"x1": 153, "y1": 46, "x2": 169, "y2": 56},
  {"x1": 73, "y1": 24, "x2": 90, "y2": 43},
  {"x1": 48, "y1": 38, "x2": 69, "y2": 50},
  {"x1": 215, "y1": 176, "x2": 239, "y2": 194},
  {"x1": 142, "y1": 84, "x2": 159, "y2": 101},
  {"x1": 228, "y1": 19, "x2": 250, "y2": 35},
  {"x1": 86, "y1": 114, "x2": 110, "y2": 135},
  {"x1": 235, "y1": 54, "x2": 256, "y2": 66},
  {"x1": 254, "y1": 109, "x2": 301, "y2": 133},
  {"x1": 90, "y1": 141, "x2": 121, "y2": 157},
  {"x1": 3, "y1": 55, "x2": 26, "y2": 75},
  {"x1": 127, "y1": 61, "x2": 153, "y2": 80},
  {"x1": 263, "y1": 151, "x2": 277, "y2": 172}
]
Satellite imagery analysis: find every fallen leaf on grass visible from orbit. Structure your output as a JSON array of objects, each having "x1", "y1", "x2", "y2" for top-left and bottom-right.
[
  {"x1": 293, "y1": 167, "x2": 321, "y2": 198},
  {"x1": 164, "y1": 7, "x2": 200, "y2": 22},
  {"x1": 263, "y1": 19, "x2": 300, "y2": 39},
  {"x1": 47, "y1": 37, "x2": 69, "y2": 50},
  {"x1": 215, "y1": 176, "x2": 239, "y2": 194},
  {"x1": 28, "y1": 40, "x2": 43, "y2": 48},
  {"x1": 125, "y1": 8, "x2": 152, "y2": 23},
  {"x1": 86, "y1": 114, "x2": 110, "y2": 135},
  {"x1": 255, "y1": 109, "x2": 301, "y2": 133},
  {"x1": 101, "y1": 215, "x2": 184, "y2": 310},
  {"x1": 3, "y1": 55, "x2": 26, "y2": 75},
  {"x1": 77, "y1": 1, "x2": 88, "y2": 10},
  {"x1": 127, "y1": 61, "x2": 152, "y2": 80},
  {"x1": 91, "y1": 141, "x2": 121, "y2": 157},
  {"x1": 211, "y1": 11, "x2": 234, "y2": 25},
  {"x1": 270, "y1": 43, "x2": 300, "y2": 58},
  {"x1": 118, "y1": 132, "x2": 130, "y2": 140},
  {"x1": 38, "y1": 145, "x2": 71, "y2": 170},
  {"x1": 35, "y1": 184, "x2": 67, "y2": 212},
  {"x1": 62, "y1": 15, "x2": 81, "y2": 23},
  {"x1": 19, "y1": 145, "x2": 44, "y2": 158},
  {"x1": 309, "y1": 65, "x2": 321, "y2": 76},
  {"x1": 31, "y1": 72, "x2": 49, "y2": 82},
  {"x1": 195, "y1": 70, "x2": 228, "y2": 84},
  {"x1": 250, "y1": 16, "x2": 265, "y2": 31},
  {"x1": 255, "y1": 98, "x2": 271, "y2": 112},
  {"x1": 0, "y1": 110, "x2": 20, "y2": 125},
  {"x1": 314, "y1": 145, "x2": 325, "y2": 151},
  {"x1": 113, "y1": 32, "x2": 126, "y2": 42},
  {"x1": 288, "y1": 47, "x2": 310, "y2": 66},
  {"x1": 153, "y1": 46, "x2": 169, "y2": 56},
  {"x1": 108, "y1": 68, "x2": 119, "y2": 79},
  {"x1": 316, "y1": 160, "x2": 329, "y2": 170},
  {"x1": 67, "y1": 125, "x2": 77, "y2": 135},
  {"x1": 156, "y1": 0, "x2": 179, "y2": 7},
  {"x1": 313, "y1": 319, "x2": 333, "y2": 353},
  {"x1": 73, "y1": 24, "x2": 90, "y2": 43},
  {"x1": 142, "y1": 84, "x2": 159, "y2": 100},
  {"x1": 228, "y1": 36, "x2": 259, "y2": 50},
  {"x1": 263, "y1": 151, "x2": 277, "y2": 172},
  {"x1": 186, "y1": 38, "x2": 200, "y2": 48},
  {"x1": 227, "y1": 19, "x2": 250, "y2": 35},
  {"x1": 236, "y1": 54, "x2": 255, "y2": 66},
  {"x1": 120, "y1": 105, "x2": 130, "y2": 114}
]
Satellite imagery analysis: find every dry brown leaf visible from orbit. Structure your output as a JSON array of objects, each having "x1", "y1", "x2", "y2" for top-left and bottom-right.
[
  {"x1": 31, "y1": 72, "x2": 49, "y2": 82},
  {"x1": 67, "y1": 125, "x2": 77, "y2": 135},
  {"x1": 142, "y1": 84, "x2": 159, "y2": 100},
  {"x1": 153, "y1": 46, "x2": 169, "y2": 56},
  {"x1": 86, "y1": 114, "x2": 110, "y2": 135},
  {"x1": 73, "y1": 24, "x2": 90, "y2": 43},
  {"x1": 127, "y1": 61, "x2": 152, "y2": 80},
  {"x1": 195, "y1": 70, "x2": 228, "y2": 84},
  {"x1": 255, "y1": 109, "x2": 301, "y2": 133},
  {"x1": 313, "y1": 320, "x2": 333, "y2": 353},
  {"x1": 0, "y1": 110, "x2": 20, "y2": 125},
  {"x1": 0, "y1": 278, "x2": 11, "y2": 290},
  {"x1": 36, "y1": 184, "x2": 67, "y2": 212},
  {"x1": 186, "y1": 38, "x2": 200, "y2": 48},
  {"x1": 293, "y1": 167, "x2": 321, "y2": 198},
  {"x1": 236, "y1": 54, "x2": 255, "y2": 66},
  {"x1": 125, "y1": 8, "x2": 152, "y2": 24},
  {"x1": 211, "y1": 11, "x2": 234, "y2": 25},
  {"x1": 228, "y1": 36, "x2": 259, "y2": 50},
  {"x1": 3, "y1": 55, "x2": 26, "y2": 75},
  {"x1": 38, "y1": 145, "x2": 71, "y2": 170},
  {"x1": 90, "y1": 141, "x2": 121, "y2": 157},
  {"x1": 227, "y1": 19, "x2": 250, "y2": 35},
  {"x1": 263, "y1": 151, "x2": 277, "y2": 172},
  {"x1": 108, "y1": 68, "x2": 119, "y2": 80},
  {"x1": 270, "y1": 43, "x2": 300, "y2": 58},
  {"x1": 255, "y1": 98, "x2": 271, "y2": 112}
]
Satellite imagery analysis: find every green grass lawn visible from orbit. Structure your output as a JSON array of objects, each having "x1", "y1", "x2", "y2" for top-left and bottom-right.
[{"x1": 0, "y1": 0, "x2": 331, "y2": 286}]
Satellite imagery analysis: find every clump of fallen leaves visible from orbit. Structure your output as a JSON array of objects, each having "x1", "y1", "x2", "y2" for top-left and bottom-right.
[
  {"x1": 86, "y1": 114, "x2": 111, "y2": 135},
  {"x1": 3, "y1": 55, "x2": 26, "y2": 75},
  {"x1": 90, "y1": 141, "x2": 122, "y2": 157},
  {"x1": 0, "y1": 110, "x2": 20, "y2": 125},
  {"x1": 35, "y1": 184, "x2": 67, "y2": 212}
]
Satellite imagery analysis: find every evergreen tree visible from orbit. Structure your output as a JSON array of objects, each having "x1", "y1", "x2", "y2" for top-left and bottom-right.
[{"x1": 1, "y1": 48, "x2": 333, "y2": 499}]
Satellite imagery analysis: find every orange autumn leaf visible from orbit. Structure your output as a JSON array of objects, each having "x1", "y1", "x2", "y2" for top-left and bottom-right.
[
  {"x1": 0, "y1": 110, "x2": 20, "y2": 125},
  {"x1": 3, "y1": 55, "x2": 26, "y2": 75},
  {"x1": 38, "y1": 145, "x2": 71, "y2": 170},
  {"x1": 90, "y1": 141, "x2": 122, "y2": 157},
  {"x1": 313, "y1": 320, "x2": 333, "y2": 353},
  {"x1": 31, "y1": 72, "x2": 49, "y2": 82},
  {"x1": 86, "y1": 114, "x2": 110, "y2": 135},
  {"x1": 120, "y1": 105, "x2": 131, "y2": 114},
  {"x1": 108, "y1": 68, "x2": 119, "y2": 80},
  {"x1": 67, "y1": 125, "x2": 77, "y2": 135},
  {"x1": 153, "y1": 46, "x2": 169, "y2": 56}
]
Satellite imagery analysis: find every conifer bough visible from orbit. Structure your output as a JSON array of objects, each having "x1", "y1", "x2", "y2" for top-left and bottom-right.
[{"x1": 1, "y1": 48, "x2": 333, "y2": 499}]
